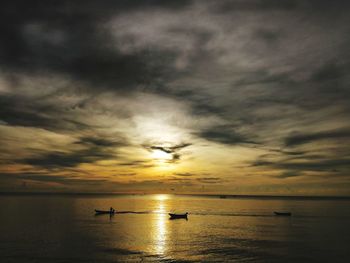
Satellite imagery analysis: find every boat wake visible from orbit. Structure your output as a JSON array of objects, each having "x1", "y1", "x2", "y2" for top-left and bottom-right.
[{"x1": 116, "y1": 211, "x2": 151, "y2": 214}]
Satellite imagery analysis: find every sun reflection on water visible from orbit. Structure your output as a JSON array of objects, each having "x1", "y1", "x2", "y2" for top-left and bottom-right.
[{"x1": 153, "y1": 195, "x2": 169, "y2": 256}]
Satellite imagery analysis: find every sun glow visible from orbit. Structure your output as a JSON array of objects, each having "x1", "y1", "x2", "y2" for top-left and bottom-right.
[
  {"x1": 151, "y1": 150, "x2": 172, "y2": 161},
  {"x1": 150, "y1": 149, "x2": 176, "y2": 171},
  {"x1": 154, "y1": 194, "x2": 171, "y2": 201}
]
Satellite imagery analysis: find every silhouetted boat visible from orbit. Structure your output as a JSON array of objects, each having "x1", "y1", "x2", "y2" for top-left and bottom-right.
[
  {"x1": 274, "y1": 211, "x2": 292, "y2": 216},
  {"x1": 169, "y1": 212, "x2": 188, "y2": 219},
  {"x1": 95, "y1": 209, "x2": 116, "y2": 215}
]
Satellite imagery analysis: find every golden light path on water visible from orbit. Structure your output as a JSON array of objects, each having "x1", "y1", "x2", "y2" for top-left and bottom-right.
[{"x1": 153, "y1": 194, "x2": 169, "y2": 256}]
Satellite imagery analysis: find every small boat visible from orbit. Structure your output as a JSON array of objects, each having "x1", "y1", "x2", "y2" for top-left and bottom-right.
[
  {"x1": 274, "y1": 211, "x2": 292, "y2": 216},
  {"x1": 95, "y1": 209, "x2": 116, "y2": 215},
  {"x1": 169, "y1": 212, "x2": 188, "y2": 219}
]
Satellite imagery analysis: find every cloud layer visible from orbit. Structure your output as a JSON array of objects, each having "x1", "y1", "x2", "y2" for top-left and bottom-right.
[{"x1": 0, "y1": 0, "x2": 349, "y2": 195}]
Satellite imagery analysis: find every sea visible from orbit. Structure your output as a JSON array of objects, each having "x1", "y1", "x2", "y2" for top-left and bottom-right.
[{"x1": 0, "y1": 193, "x2": 349, "y2": 262}]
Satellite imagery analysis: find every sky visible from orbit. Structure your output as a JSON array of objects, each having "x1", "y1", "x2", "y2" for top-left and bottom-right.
[{"x1": 0, "y1": 0, "x2": 349, "y2": 195}]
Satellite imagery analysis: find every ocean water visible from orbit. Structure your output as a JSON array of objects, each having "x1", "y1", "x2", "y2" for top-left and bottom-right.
[{"x1": 0, "y1": 194, "x2": 349, "y2": 262}]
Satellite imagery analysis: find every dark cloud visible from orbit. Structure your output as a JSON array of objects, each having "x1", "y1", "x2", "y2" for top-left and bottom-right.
[
  {"x1": 22, "y1": 149, "x2": 112, "y2": 169},
  {"x1": 213, "y1": 0, "x2": 299, "y2": 13},
  {"x1": 174, "y1": 172, "x2": 194, "y2": 177},
  {"x1": 278, "y1": 170, "x2": 303, "y2": 178},
  {"x1": 254, "y1": 28, "x2": 283, "y2": 44},
  {"x1": 170, "y1": 153, "x2": 181, "y2": 163},
  {"x1": 281, "y1": 150, "x2": 306, "y2": 156},
  {"x1": 285, "y1": 129, "x2": 350, "y2": 147},
  {"x1": 251, "y1": 160, "x2": 273, "y2": 167},
  {"x1": 266, "y1": 148, "x2": 306, "y2": 156},
  {"x1": 166, "y1": 177, "x2": 194, "y2": 186},
  {"x1": 308, "y1": 62, "x2": 350, "y2": 103},
  {"x1": 0, "y1": 94, "x2": 94, "y2": 131},
  {"x1": 277, "y1": 159, "x2": 350, "y2": 172},
  {"x1": 214, "y1": 0, "x2": 350, "y2": 13},
  {"x1": 113, "y1": 173, "x2": 136, "y2": 177},
  {"x1": 197, "y1": 177, "x2": 223, "y2": 184},
  {"x1": 144, "y1": 143, "x2": 191, "y2": 163},
  {"x1": 196, "y1": 126, "x2": 256, "y2": 145},
  {"x1": 0, "y1": 172, "x2": 108, "y2": 185},
  {"x1": 192, "y1": 102, "x2": 226, "y2": 116},
  {"x1": 252, "y1": 157, "x2": 350, "y2": 176},
  {"x1": 0, "y1": 0, "x2": 190, "y2": 93},
  {"x1": 148, "y1": 143, "x2": 191, "y2": 153},
  {"x1": 168, "y1": 143, "x2": 192, "y2": 151},
  {"x1": 311, "y1": 63, "x2": 345, "y2": 83},
  {"x1": 76, "y1": 136, "x2": 127, "y2": 147},
  {"x1": 20, "y1": 136, "x2": 123, "y2": 169},
  {"x1": 118, "y1": 160, "x2": 154, "y2": 168},
  {"x1": 0, "y1": 95, "x2": 59, "y2": 129},
  {"x1": 118, "y1": 161, "x2": 146, "y2": 166}
]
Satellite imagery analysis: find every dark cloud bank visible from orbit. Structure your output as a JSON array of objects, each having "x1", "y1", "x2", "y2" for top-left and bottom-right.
[{"x1": 21, "y1": 136, "x2": 121, "y2": 169}]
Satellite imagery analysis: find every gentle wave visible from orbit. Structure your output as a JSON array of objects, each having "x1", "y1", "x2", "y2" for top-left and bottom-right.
[{"x1": 116, "y1": 210, "x2": 278, "y2": 217}]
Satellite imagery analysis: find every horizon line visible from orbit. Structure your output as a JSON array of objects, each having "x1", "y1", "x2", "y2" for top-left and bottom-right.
[{"x1": 1, "y1": 191, "x2": 349, "y2": 200}]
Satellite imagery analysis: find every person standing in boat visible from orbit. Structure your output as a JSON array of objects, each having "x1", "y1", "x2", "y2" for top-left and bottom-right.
[{"x1": 110, "y1": 207, "x2": 114, "y2": 213}]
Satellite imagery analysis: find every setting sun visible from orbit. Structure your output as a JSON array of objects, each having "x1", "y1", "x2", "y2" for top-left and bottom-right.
[{"x1": 151, "y1": 150, "x2": 172, "y2": 161}]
